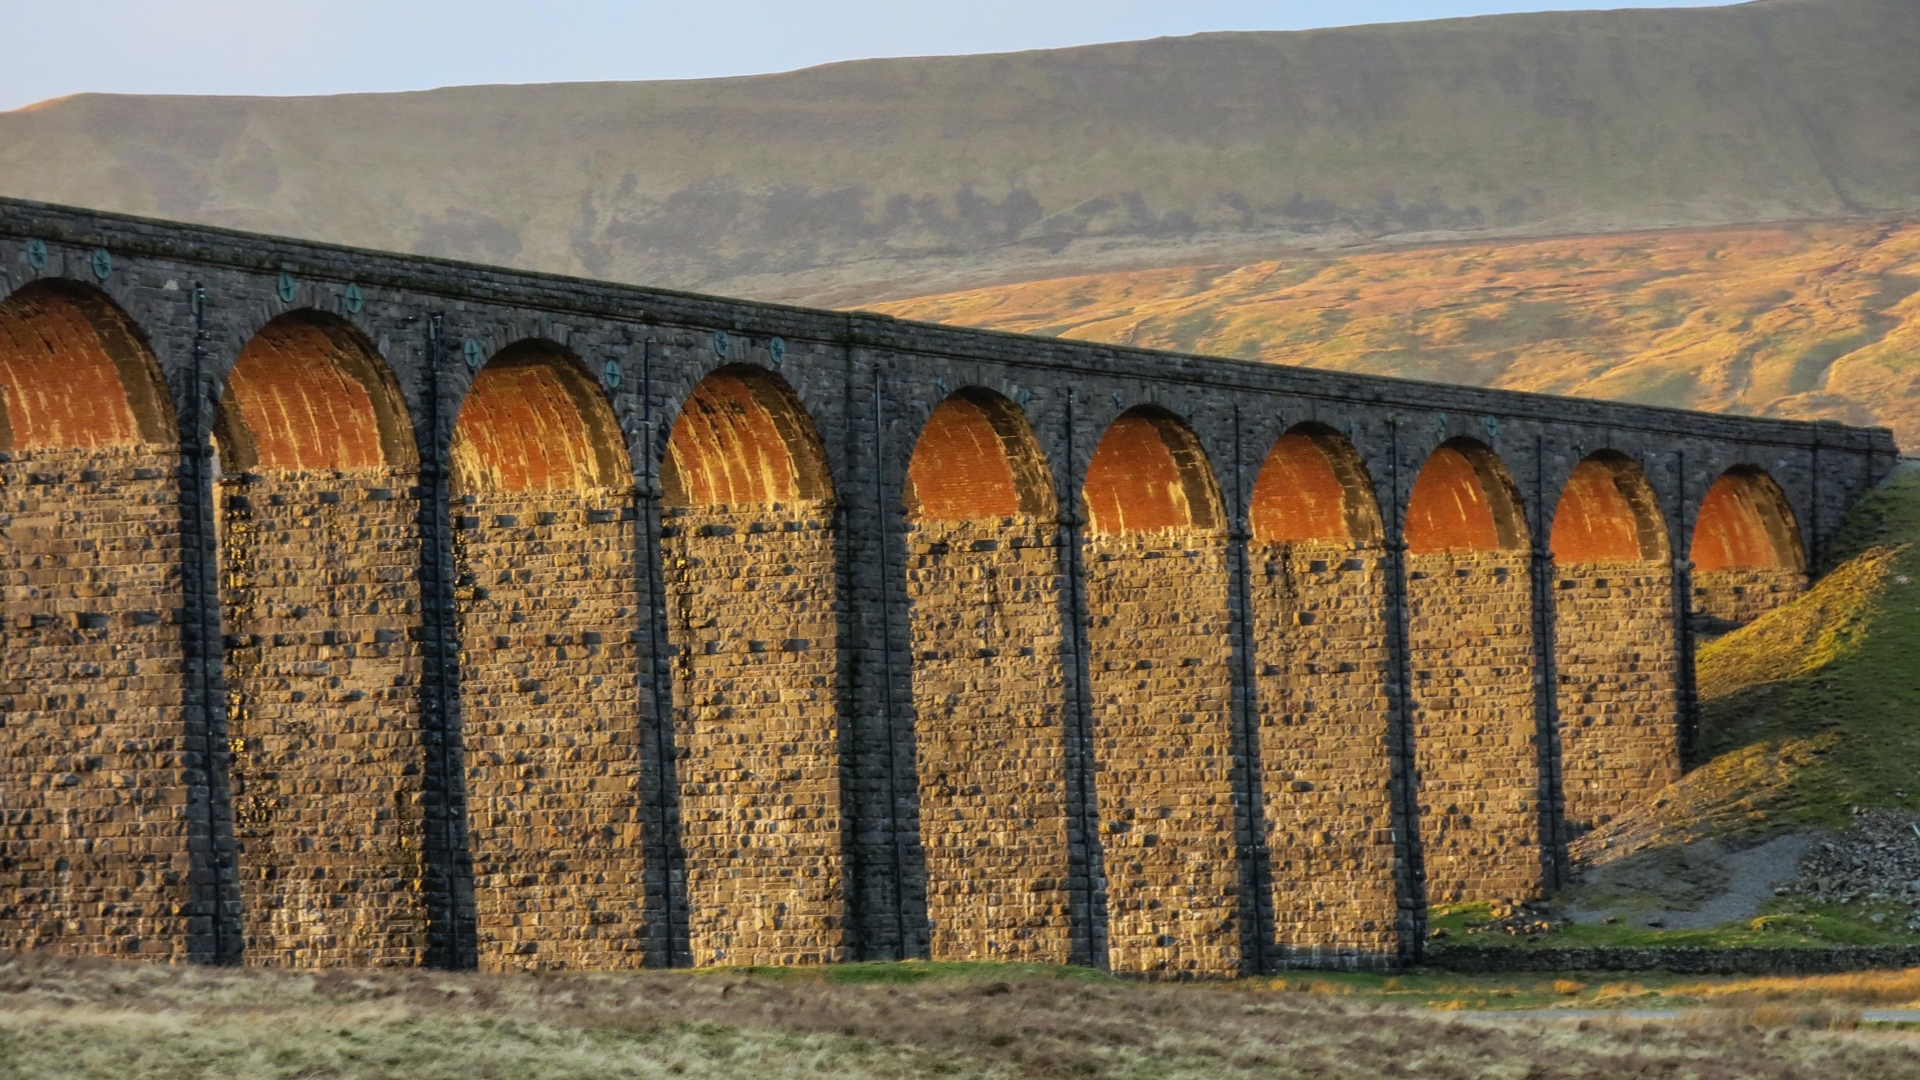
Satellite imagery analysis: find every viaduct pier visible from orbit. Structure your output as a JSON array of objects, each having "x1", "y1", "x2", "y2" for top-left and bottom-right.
[{"x1": 0, "y1": 198, "x2": 1900, "y2": 975}]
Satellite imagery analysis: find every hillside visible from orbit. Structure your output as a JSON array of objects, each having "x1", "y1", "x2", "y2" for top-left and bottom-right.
[
  {"x1": 1, "y1": 0, "x2": 1917, "y2": 306},
  {"x1": 1570, "y1": 464, "x2": 1920, "y2": 862},
  {"x1": 876, "y1": 219, "x2": 1920, "y2": 448}
]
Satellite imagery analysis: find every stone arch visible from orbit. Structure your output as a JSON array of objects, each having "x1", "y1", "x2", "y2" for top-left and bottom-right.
[
  {"x1": 661, "y1": 363, "x2": 831, "y2": 508},
  {"x1": 0, "y1": 279, "x2": 173, "y2": 452},
  {"x1": 1082, "y1": 405, "x2": 1223, "y2": 535},
  {"x1": 1550, "y1": 452, "x2": 1668, "y2": 564},
  {"x1": 449, "y1": 339, "x2": 646, "y2": 971},
  {"x1": 904, "y1": 388, "x2": 1054, "y2": 521},
  {"x1": 1247, "y1": 423, "x2": 1399, "y2": 965},
  {"x1": 1249, "y1": 422, "x2": 1383, "y2": 545},
  {"x1": 901, "y1": 389, "x2": 1073, "y2": 963},
  {"x1": 1549, "y1": 453, "x2": 1681, "y2": 834},
  {"x1": 661, "y1": 363, "x2": 847, "y2": 968},
  {"x1": 1405, "y1": 437, "x2": 1529, "y2": 555},
  {"x1": 0, "y1": 279, "x2": 197, "y2": 959},
  {"x1": 450, "y1": 340, "x2": 628, "y2": 495},
  {"x1": 1078, "y1": 404, "x2": 1242, "y2": 975},
  {"x1": 213, "y1": 311, "x2": 415, "y2": 472},
  {"x1": 209, "y1": 311, "x2": 429, "y2": 967},
  {"x1": 1403, "y1": 437, "x2": 1543, "y2": 906},
  {"x1": 1689, "y1": 467, "x2": 1806, "y2": 633}
]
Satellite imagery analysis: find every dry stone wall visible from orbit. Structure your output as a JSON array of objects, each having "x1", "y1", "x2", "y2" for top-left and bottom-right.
[
  {"x1": 217, "y1": 468, "x2": 429, "y2": 967},
  {"x1": 1252, "y1": 539, "x2": 1403, "y2": 965},
  {"x1": 0, "y1": 447, "x2": 199, "y2": 957},
  {"x1": 1552, "y1": 560, "x2": 1681, "y2": 834},
  {"x1": 905, "y1": 515, "x2": 1074, "y2": 964},
  {"x1": 455, "y1": 491, "x2": 648, "y2": 971},
  {"x1": 1083, "y1": 529, "x2": 1243, "y2": 977},
  {"x1": 663, "y1": 501, "x2": 846, "y2": 967},
  {"x1": 1406, "y1": 550, "x2": 1544, "y2": 906}
]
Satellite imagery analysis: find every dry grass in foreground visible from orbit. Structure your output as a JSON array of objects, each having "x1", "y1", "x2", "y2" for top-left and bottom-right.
[{"x1": 3, "y1": 954, "x2": 1920, "y2": 1080}]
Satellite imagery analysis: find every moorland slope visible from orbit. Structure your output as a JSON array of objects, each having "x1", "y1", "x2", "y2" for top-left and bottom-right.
[{"x1": 2, "y1": 0, "x2": 1916, "y2": 305}]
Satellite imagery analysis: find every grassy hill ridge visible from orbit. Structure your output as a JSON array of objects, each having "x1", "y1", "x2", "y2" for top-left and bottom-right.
[{"x1": 2, "y1": 0, "x2": 1917, "y2": 304}]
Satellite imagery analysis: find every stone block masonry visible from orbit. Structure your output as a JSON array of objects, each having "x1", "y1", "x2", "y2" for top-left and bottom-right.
[
  {"x1": 1253, "y1": 540, "x2": 1403, "y2": 966},
  {"x1": 1407, "y1": 550, "x2": 1545, "y2": 906},
  {"x1": 1085, "y1": 531, "x2": 1243, "y2": 977},
  {"x1": 1552, "y1": 560, "x2": 1682, "y2": 834},
  {"x1": 664, "y1": 502, "x2": 846, "y2": 968},
  {"x1": 218, "y1": 467, "x2": 429, "y2": 966},
  {"x1": 907, "y1": 515, "x2": 1074, "y2": 964},
  {"x1": 0, "y1": 197, "x2": 1900, "y2": 973},
  {"x1": 1, "y1": 448, "x2": 199, "y2": 957},
  {"x1": 456, "y1": 492, "x2": 649, "y2": 971}
]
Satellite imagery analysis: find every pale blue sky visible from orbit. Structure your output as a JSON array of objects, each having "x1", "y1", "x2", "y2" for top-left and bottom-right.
[{"x1": 1, "y1": 0, "x2": 1742, "y2": 112}]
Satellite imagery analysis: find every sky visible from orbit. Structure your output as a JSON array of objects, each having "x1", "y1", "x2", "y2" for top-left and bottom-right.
[{"x1": 1, "y1": 0, "x2": 1742, "y2": 112}]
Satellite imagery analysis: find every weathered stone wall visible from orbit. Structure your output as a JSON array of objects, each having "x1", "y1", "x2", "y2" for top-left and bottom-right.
[
  {"x1": 455, "y1": 491, "x2": 648, "y2": 971},
  {"x1": 1691, "y1": 567, "x2": 1807, "y2": 633},
  {"x1": 1406, "y1": 550, "x2": 1544, "y2": 906},
  {"x1": 905, "y1": 515, "x2": 1073, "y2": 964},
  {"x1": 1083, "y1": 529, "x2": 1242, "y2": 977},
  {"x1": 217, "y1": 467, "x2": 429, "y2": 966},
  {"x1": 1552, "y1": 560, "x2": 1681, "y2": 834},
  {"x1": 0, "y1": 199, "x2": 1900, "y2": 974},
  {"x1": 663, "y1": 501, "x2": 846, "y2": 967},
  {"x1": 0, "y1": 447, "x2": 199, "y2": 957},
  {"x1": 1252, "y1": 539, "x2": 1402, "y2": 965}
]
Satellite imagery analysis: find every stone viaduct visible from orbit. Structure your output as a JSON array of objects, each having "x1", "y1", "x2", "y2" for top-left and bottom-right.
[{"x1": 0, "y1": 198, "x2": 1900, "y2": 976}]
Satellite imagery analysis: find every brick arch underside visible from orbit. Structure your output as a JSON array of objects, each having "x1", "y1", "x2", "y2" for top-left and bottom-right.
[
  {"x1": 212, "y1": 315, "x2": 432, "y2": 967},
  {"x1": 450, "y1": 346, "x2": 647, "y2": 971},
  {"x1": 1248, "y1": 429, "x2": 1401, "y2": 964},
  {"x1": 1689, "y1": 469, "x2": 1807, "y2": 632},
  {"x1": 662, "y1": 367, "x2": 846, "y2": 967},
  {"x1": 1549, "y1": 457, "x2": 1681, "y2": 835},
  {"x1": 1080, "y1": 410, "x2": 1241, "y2": 975},
  {"x1": 0, "y1": 283, "x2": 198, "y2": 959},
  {"x1": 1403, "y1": 440, "x2": 1543, "y2": 906},
  {"x1": 903, "y1": 391, "x2": 1075, "y2": 963}
]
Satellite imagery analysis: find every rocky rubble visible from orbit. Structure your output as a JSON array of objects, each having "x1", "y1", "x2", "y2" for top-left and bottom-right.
[{"x1": 1783, "y1": 808, "x2": 1920, "y2": 929}]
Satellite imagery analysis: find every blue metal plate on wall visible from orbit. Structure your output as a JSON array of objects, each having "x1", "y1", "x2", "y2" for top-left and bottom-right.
[
  {"x1": 714, "y1": 330, "x2": 730, "y2": 357},
  {"x1": 769, "y1": 337, "x2": 786, "y2": 368},
  {"x1": 602, "y1": 359, "x2": 624, "y2": 390},
  {"x1": 343, "y1": 283, "x2": 363, "y2": 314},
  {"x1": 90, "y1": 249, "x2": 112, "y2": 280},
  {"x1": 25, "y1": 238, "x2": 47, "y2": 270},
  {"x1": 277, "y1": 273, "x2": 297, "y2": 303},
  {"x1": 463, "y1": 339, "x2": 483, "y2": 369}
]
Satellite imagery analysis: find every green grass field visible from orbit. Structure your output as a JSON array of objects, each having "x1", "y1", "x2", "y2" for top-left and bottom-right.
[{"x1": 8, "y1": 954, "x2": 1920, "y2": 1079}]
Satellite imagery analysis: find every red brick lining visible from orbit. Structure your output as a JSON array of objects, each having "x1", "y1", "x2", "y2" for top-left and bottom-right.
[
  {"x1": 1082, "y1": 407, "x2": 1222, "y2": 535},
  {"x1": 905, "y1": 389, "x2": 1053, "y2": 521},
  {"x1": 0, "y1": 282, "x2": 168, "y2": 451},
  {"x1": 220, "y1": 314, "x2": 412, "y2": 471},
  {"x1": 663, "y1": 365, "x2": 830, "y2": 507},
  {"x1": 450, "y1": 343, "x2": 628, "y2": 493},
  {"x1": 1691, "y1": 467, "x2": 1804, "y2": 571}
]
